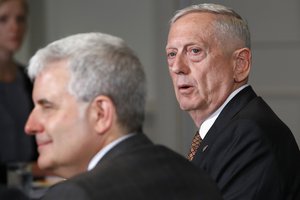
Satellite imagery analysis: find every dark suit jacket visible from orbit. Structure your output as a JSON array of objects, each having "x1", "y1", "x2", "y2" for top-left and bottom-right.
[
  {"x1": 0, "y1": 185, "x2": 29, "y2": 200},
  {"x1": 41, "y1": 133, "x2": 223, "y2": 200},
  {"x1": 192, "y1": 86, "x2": 300, "y2": 200}
]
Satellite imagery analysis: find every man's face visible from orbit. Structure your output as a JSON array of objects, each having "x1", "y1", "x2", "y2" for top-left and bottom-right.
[
  {"x1": 25, "y1": 60, "x2": 97, "y2": 178},
  {"x1": 166, "y1": 13, "x2": 236, "y2": 118}
]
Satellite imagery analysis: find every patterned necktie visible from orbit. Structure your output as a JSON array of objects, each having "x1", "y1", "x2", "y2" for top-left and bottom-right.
[{"x1": 187, "y1": 131, "x2": 202, "y2": 161}]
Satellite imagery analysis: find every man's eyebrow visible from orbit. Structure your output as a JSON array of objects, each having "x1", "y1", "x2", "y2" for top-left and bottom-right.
[{"x1": 36, "y1": 98, "x2": 53, "y2": 106}]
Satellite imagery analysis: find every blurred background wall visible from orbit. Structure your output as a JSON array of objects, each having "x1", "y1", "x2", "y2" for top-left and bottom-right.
[{"x1": 16, "y1": 0, "x2": 300, "y2": 155}]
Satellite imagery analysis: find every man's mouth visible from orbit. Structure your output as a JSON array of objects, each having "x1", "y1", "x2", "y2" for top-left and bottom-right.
[
  {"x1": 36, "y1": 138, "x2": 52, "y2": 149},
  {"x1": 179, "y1": 84, "x2": 191, "y2": 89},
  {"x1": 178, "y1": 84, "x2": 193, "y2": 94}
]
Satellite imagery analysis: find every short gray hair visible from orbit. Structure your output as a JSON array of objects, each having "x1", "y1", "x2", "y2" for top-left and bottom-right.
[
  {"x1": 28, "y1": 32, "x2": 146, "y2": 132},
  {"x1": 170, "y1": 3, "x2": 251, "y2": 49}
]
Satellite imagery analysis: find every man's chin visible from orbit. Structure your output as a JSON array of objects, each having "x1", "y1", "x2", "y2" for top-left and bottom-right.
[
  {"x1": 179, "y1": 103, "x2": 192, "y2": 111},
  {"x1": 37, "y1": 156, "x2": 54, "y2": 172}
]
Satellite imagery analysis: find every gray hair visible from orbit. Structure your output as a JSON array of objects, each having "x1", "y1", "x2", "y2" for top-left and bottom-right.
[
  {"x1": 28, "y1": 32, "x2": 146, "y2": 132},
  {"x1": 170, "y1": 3, "x2": 251, "y2": 49}
]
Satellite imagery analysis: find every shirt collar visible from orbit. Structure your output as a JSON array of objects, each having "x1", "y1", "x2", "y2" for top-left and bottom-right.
[
  {"x1": 87, "y1": 133, "x2": 135, "y2": 171},
  {"x1": 199, "y1": 84, "x2": 249, "y2": 139}
]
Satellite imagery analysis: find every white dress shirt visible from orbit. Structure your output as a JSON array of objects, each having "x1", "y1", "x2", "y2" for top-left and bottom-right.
[{"x1": 199, "y1": 85, "x2": 249, "y2": 139}]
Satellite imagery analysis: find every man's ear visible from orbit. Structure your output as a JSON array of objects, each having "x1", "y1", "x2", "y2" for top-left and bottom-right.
[
  {"x1": 233, "y1": 48, "x2": 251, "y2": 83},
  {"x1": 90, "y1": 96, "x2": 115, "y2": 135}
]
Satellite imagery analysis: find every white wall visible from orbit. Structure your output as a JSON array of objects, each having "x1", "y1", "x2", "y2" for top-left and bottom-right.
[{"x1": 16, "y1": 0, "x2": 300, "y2": 155}]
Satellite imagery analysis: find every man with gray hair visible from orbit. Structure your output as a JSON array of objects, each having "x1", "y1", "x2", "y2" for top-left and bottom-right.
[
  {"x1": 24, "y1": 32, "x2": 222, "y2": 200},
  {"x1": 166, "y1": 3, "x2": 300, "y2": 200}
]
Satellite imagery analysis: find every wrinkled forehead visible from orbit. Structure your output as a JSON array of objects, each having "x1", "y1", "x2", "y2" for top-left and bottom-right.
[
  {"x1": 169, "y1": 12, "x2": 218, "y2": 38},
  {"x1": 167, "y1": 13, "x2": 217, "y2": 46},
  {"x1": 34, "y1": 60, "x2": 71, "y2": 88}
]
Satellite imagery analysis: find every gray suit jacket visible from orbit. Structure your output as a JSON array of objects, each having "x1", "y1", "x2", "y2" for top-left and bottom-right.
[{"x1": 41, "y1": 133, "x2": 223, "y2": 200}]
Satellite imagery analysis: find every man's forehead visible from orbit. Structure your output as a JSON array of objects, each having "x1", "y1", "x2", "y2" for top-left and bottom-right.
[{"x1": 33, "y1": 64, "x2": 70, "y2": 101}]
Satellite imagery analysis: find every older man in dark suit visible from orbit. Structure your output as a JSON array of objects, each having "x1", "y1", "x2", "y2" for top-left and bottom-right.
[
  {"x1": 166, "y1": 3, "x2": 300, "y2": 200},
  {"x1": 24, "y1": 32, "x2": 222, "y2": 200}
]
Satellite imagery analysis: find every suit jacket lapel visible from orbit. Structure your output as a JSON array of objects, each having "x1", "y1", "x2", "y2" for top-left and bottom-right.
[{"x1": 192, "y1": 86, "x2": 258, "y2": 163}]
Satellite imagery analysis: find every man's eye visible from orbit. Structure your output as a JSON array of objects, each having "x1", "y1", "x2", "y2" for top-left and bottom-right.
[
  {"x1": 191, "y1": 49, "x2": 200, "y2": 54},
  {"x1": 43, "y1": 105, "x2": 52, "y2": 109},
  {"x1": 39, "y1": 102, "x2": 54, "y2": 110},
  {"x1": 167, "y1": 52, "x2": 176, "y2": 58}
]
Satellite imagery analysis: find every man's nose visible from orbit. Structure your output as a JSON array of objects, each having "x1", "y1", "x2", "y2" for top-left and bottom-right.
[
  {"x1": 171, "y1": 54, "x2": 190, "y2": 74},
  {"x1": 24, "y1": 110, "x2": 42, "y2": 135}
]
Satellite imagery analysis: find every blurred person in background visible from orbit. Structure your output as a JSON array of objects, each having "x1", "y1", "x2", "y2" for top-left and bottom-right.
[{"x1": 0, "y1": 0, "x2": 37, "y2": 185}]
